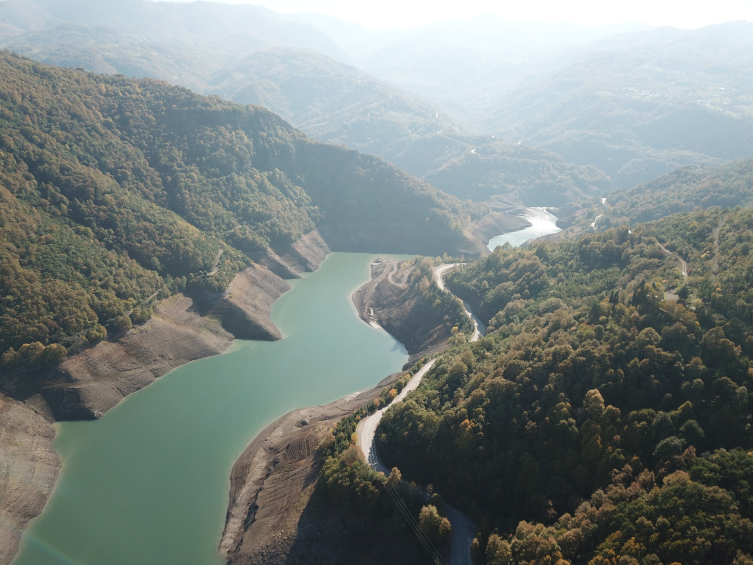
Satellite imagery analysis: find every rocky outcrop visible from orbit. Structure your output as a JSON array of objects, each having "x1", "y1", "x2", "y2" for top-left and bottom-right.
[
  {"x1": 221, "y1": 372, "x2": 404, "y2": 565},
  {"x1": 353, "y1": 258, "x2": 455, "y2": 366},
  {"x1": 290, "y1": 230, "x2": 331, "y2": 272},
  {"x1": 254, "y1": 230, "x2": 331, "y2": 279},
  {"x1": 215, "y1": 264, "x2": 292, "y2": 341},
  {"x1": 0, "y1": 394, "x2": 59, "y2": 565}
]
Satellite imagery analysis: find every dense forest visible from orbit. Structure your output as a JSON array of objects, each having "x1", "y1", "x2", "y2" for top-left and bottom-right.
[
  {"x1": 0, "y1": 52, "x2": 482, "y2": 368},
  {"x1": 360, "y1": 205, "x2": 753, "y2": 564},
  {"x1": 598, "y1": 158, "x2": 753, "y2": 227}
]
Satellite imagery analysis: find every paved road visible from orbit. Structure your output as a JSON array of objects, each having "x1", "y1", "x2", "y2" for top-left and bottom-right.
[
  {"x1": 357, "y1": 359, "x2": 437, "y2": 475},
  {"x1": 435, "y1": 264, "x2": 485, "y2": 342},
  {"x1": 357, "y1": 356, "x2": 477, "y2": 565},
  {"x1": 434, "y1": 264, "x2": 480, "y2": 565},
  {"x1": 446, "y1": 504, "x2": 478, "y2": 565},
  {"x1": 356, "y1": 263, "x2": 479, "y2": 564},
  {"x1": 657, "y1": 243, "x2": 688, "y2": 279}
]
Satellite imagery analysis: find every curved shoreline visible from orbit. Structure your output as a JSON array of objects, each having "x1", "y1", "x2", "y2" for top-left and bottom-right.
[
  {"x1": 6, "y1": 253, "x2": 475, "y2": 565},
  {"x1": 221, "y1": 260, "x2": 473, "y2": 564},
  {"x1": 0, "y1": 233, "x2": 331, "y2": 565}
]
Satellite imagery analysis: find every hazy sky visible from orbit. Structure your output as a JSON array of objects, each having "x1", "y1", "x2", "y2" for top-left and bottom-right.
[{"x1": 158, "y1": 0, "x2": 753, "y2": 29}]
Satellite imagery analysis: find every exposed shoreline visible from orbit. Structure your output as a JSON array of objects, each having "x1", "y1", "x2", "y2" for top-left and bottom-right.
[
  {"x1": 219, "y1": 370, "x2": 409, "y2": 564},
  {"x1": 220, "y1": 258, "x2": 475, "y2": 564},
  {"x1": 1, "y1": 224, "x2": 498, "y2": 564},
  {"x1": 218, "y1": 258, "x2": 423, "y2": 563},
  {"x1": 352, "y1": 258, "x2": 455, "y2": 367},
  {"x1": 0, "y1": 231, "x2": 331, "y2": 565}
]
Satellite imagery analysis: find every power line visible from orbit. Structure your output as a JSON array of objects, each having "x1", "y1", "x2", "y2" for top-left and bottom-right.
[
  {"x1": 374, "y1": 443, "x2": 448, "y2": 565},
  {"x1": 384, "y1": 483, "x2": 447, "y2": 565}
]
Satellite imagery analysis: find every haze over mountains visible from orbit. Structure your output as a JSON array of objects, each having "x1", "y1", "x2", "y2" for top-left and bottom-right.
[
  {"x1": 3, "y1": 0, "x2": 749, "y2": 204},
  {"x1": 2, "y1": 2, "x2": 753, "y2": 565},
  {"x1": 479, "y1": 23, "x2": 753, "y2": 186}
]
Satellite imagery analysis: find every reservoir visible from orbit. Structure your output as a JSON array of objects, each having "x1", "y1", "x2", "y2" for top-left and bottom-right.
[
  {"x1": 13, "y1": 253, "x2": 409, "y2": 565},
  {"x1": 487, "y1": 207, "x2": 560, "y2": 250}
]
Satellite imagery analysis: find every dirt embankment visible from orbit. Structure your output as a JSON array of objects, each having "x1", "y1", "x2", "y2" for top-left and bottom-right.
[
  {"x1": 222, "y1": 258, "x2": 458, "y2": 564},
  {"x1": 3, "y1": 230, "x2": 332, "y2": 422},
  {"x1": 254, "y1": 230, "x2": 331, "y2": 280},
  {"x1": 0, "y1": 230, "x2": 331, "y2": 565},
  {"x1": 0, "y1": 264, "x2": 291, "y2": 423},
  {"x1": 0, "y1": 265, "x2": 290, "y2": 564},
  {"x1": 353, "y1": 258, "x2": 455, "y2": 366},
  {"x1": 221, "y1": 371, "x2": 405, "y2": 565},
  {"x1": 0, "y1": 394, "x2": 59, "y2": 565},
  {"x1": 214, "y1": 264, "x2": 292, "y2": 341}
]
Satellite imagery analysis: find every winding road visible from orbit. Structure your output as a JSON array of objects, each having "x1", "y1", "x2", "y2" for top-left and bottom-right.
[
  {"x1": 357, "y1": 263, "x2": 480, "y2": 565},
  {"x1": 657, "y1": 243, "x2": 688, "y2": 279},
  {"x1": 357, "y1": 358, "x2": 437, "y2": 475},
  {"x1": 435, "y1": 264, "x2": 485, "y2": 341}
]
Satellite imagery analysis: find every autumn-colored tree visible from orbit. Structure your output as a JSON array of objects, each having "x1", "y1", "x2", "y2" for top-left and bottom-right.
[
  {"x1": 386, "y1": 467, "x2": 402, "y2": 490},
  {"x1": 418, "y1": 505, "x2": 452, "y2": 545}
]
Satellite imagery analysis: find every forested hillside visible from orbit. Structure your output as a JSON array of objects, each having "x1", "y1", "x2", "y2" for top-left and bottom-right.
[
  {"x1": 206, "y1": 47, "x2": 470, "y2": 172},
  {"x1": 558, "y1": 157, "x2": 753, "y2": 233},
  {"x1": 479, "y1": 23, "x2": 753, "y2": 187},
  {"x1": 0, "y1": 0, "x2": 348, "y2": 61},
  {"x1": 0, "y1": 52, "x2": 482, "y2": 367},
  {"x1": 601, "y1": 158, "x2": 753, "y2": 226},
  {"x1": 425, "y1": 139, "x2": 611, "y2": 206},
  {"x1": 1, "y1": 21, "x2": 612, "y2": 206},
  {"x1": 5, "y1": 2, "x2": 753, "y2": 199},
  {"x1": 369, "y1": 205, "x2": 753, "y2": 564}
]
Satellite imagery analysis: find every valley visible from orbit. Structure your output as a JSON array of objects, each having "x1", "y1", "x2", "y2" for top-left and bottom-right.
[
  {"x1": 0, "y1": 3, "x2": 752, "y2": 565},
  {"x1": 11, "y1": 253, "x2": 410, "y2": 565}
]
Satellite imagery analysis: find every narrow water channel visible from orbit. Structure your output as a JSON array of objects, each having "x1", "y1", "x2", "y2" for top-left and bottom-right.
[
  {"x1": 487, "y1": 207, "x2": 560, "y2": 250},
  {"x1": 13, "y1": 253, "x2": 409, "y2": 565}
]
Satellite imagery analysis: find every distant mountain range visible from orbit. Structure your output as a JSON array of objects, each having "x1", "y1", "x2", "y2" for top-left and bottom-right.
[
  {"x1": 1, "y1": 0, "x2": 751, "y2": 199},
  {"x1": 0, "y1": 2, "x2": 613, "y2": 205},
  {"x1": 477, "y1": 23, "x2": 753, "y2": 187}
]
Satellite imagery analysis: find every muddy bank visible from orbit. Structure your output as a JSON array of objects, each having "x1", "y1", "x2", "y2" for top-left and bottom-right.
[
  {"x1": 0, "y1": 394, "x2": 59, "y2": 565},
  {"x1": 352, "y1": 258, "x2": 455, "y2": 366},
  {"x1": 221, "y1": 371, "x2": 406, "y2": 565}
]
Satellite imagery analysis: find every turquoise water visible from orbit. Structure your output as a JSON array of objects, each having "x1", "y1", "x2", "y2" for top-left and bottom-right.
[
  {"x1": 487, "y1": 207, "x2": 560, "y2": 250},
  {"x1": 13, "y1": 253, "x2": 409, "y2": 565}
]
